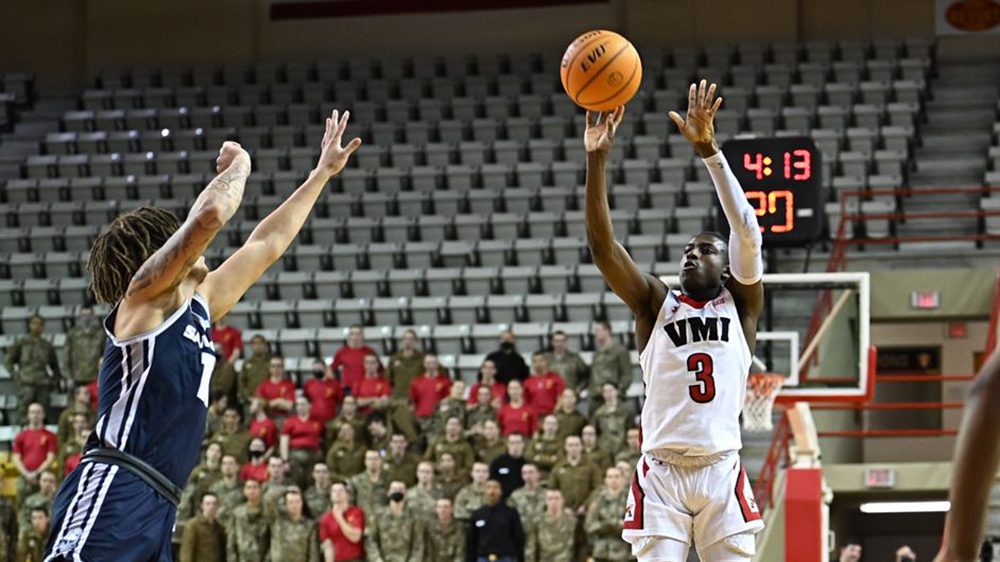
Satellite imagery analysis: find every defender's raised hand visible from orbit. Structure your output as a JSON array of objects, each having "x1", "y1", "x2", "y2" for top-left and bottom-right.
[
  {"x1": 584, "y1": 106, "x2": 625, "y2": 156},
  {"x1": 669, "y1": 79, "x2": 723, "y2": 158},
  {"x1": 316, "y1": 109, "x2": 362, "y2": 177}
]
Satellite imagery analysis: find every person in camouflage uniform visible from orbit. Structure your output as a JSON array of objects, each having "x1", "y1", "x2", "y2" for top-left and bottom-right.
[
  {"x1": 211, "y1": 343, "x2": 239, "y2": 407},
  {"x1": 0, "y1": 473, "x2": 17, "y2": 562},
  {"x1": 262, "y1": 456, "x2": 289, "y2": 520},
  {"x1": 548, "y1": 436, "x2": 602, "y2": 513},
  {"x1": 426, "y1": 381, "x2": 467, "y2": 441},
  {"x1": 524, "y1": 415, "x2": 563, "y2": 475},
  {"x1": 592, "y1": 384, "x2": 630, "y2": 456},
  {"x1": 267, "y1": 487, "x2": 321, "y2": 562},
  {"x1": 553, "y1": 389, "x2": 587, "y2": 444},
  {"x1": 227, "y1": 479, "x2": 270, "y2": 562},
  {"x1": 208, "y1": 455, "x2": 245, "y2": 525},
  {"x1": 383, "y1": 433, "x2": 420, "y2": 488},
  {"x1": 425, "y1": 417, "x2": 476, "y2": 474},
  {"x1": 588, "y1": 322, "x2": 633, "y2": 411},
  {"x1": 581, "y1": 424, "x2": 615, "y2": 472},
  {"x1": 507, "y1": 463, "x2": 545, "y2": 534},
  {"x1": 544, "y1": 330, "x2": 590, "y2": 394},
  {"x1": 585, "y1": 467, "x2": 631, "y2": 562},
  {"x1": 205, "y1": 392, "x2": 230, "y2": 446},
  {"x1": 238, "y1": 334, "x2": 272, "y2": 407},
  {"x1": 452, "y1": 462, "x2": 489, "y2": 524},
  {"x1": 325, "y1": 423, "x2": 366, "y2": 481},
  {"x1": 472, "y1": 419, "x2": 507, "y2": 467},
  {"x1": 65, "y1": 305, "x2": 105, "y2": 388},
  {"x1": 403, "y1": 461, "x2": 441, "y2": 521},
  {"x1": 324, "y1": 396, "x2": 368, "y2": 448},
  {"x1": 180, "y1": 492, "x2": 226, "y2": 562},
  {"x1": 209, "y1": 407, "x2": 254, "y2": 464},
  {"x1": 57, "y1": 414, "x2": 89, "y2": 480},
  {"x1": 465, "y1": 385, "x2": 497, "y2": 437},
  {"x1": 16, "y1": 506, "x2": 49, "y2": 562},
  {"x1": 179, "y1": 442, "x2": 224, "y2": 521},
  {"x1": 5, "y1": 315, "x2": 60, "y2": 422},
  {"x1": 434, "y1": 453, "x2": 468, "y2": 501},
  {"x1": 56, "y1": 388, "x2": 94, "y2": 449},
  {"x1": 615, "y1": 428, "x2": 642, "y2": 469},
  {"x1": 366, "y1": 415, "x2": 391, "y2": 455},
  {"x1": 346, "y1": 450, "x2": 388, "y2": 517},
  {"x1": 386, "y1": 329, "x2": 425, "y2": 400},
  {"x1": 304, "y1": 462, "x2": 332, "y2": 517},
  {"x1": 526, "y1": 489, "x2": 576, "y2": 562},
  {"x1": 365, "y1": 481, "x2": 425, "y2": 562},
  {"x1": 426, "y1": 498, "x2": 464, "y2": 562},
  {"x1": 20, "y1": 470, "x2": 56, "y2": 531}
]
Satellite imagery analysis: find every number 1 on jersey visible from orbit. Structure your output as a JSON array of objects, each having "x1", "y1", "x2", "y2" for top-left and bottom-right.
[
  {"x1": 197, "y1": 352, "x2": 216, "y2": 407},
  {"x1": 687, "y1": 353, "x2": 716, "y2": 403}
]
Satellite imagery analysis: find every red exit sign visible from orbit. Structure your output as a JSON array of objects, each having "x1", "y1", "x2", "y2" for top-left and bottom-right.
[{"x1": 911, "y1": 291, "x2": 940, "y2": 310}]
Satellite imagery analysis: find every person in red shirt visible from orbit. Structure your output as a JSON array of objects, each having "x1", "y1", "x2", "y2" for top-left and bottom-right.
[
  {"x1": 466, "y1": 359, "x2": 506, "y2": 408},
  {"x1": 497, "y1": 380, "x2": 538, "y2": 437},
  {"x1": 281, "y1": 396, "x2": 324, "y2": 488},
  {"x1": 320, "y1": 481, "x2": 365, "y2": 562},
  {"x1": 239, "y1": 438, "x2": 270, "y2": 482},
  {"x1": 13, "y1": 402, "x2": 57, "y2": 496},
  {"x1": 330, "y1": 325, "x2": 380, "y2": 393},
  {"x1": 256, "y1": 355, "x2": 296, "y2": 421},
  {"x1": 409, "y1": 354, "x2": 452, "y2": 422},
  {"x1": 304, "y1": 359, "x2": 343, "y2": 425},
  {"x1": 522, "y1": 351, "x2": 567, "y2": 416},
  {"x1": 354, "y1": 354, "x2": 391, "y2": 416},
  {"x1": 211, "y1": 313, "x2": 244, "y2": 362},
  {"x1": 248, "y1": 397, "x2": 278, "y2": 451}
]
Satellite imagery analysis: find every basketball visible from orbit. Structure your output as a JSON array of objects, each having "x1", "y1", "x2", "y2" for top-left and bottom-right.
[{"x1": 560, "y1": 29, "x2": 642, "y2": 112}]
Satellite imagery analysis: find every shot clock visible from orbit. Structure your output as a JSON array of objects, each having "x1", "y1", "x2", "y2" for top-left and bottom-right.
[{"x1": 717, "y1": 137, "x2": 826, "y2": 246}]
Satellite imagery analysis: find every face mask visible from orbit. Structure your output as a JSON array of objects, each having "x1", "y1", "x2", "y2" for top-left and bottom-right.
[
  {"x1": 249, "y1": 450, "x2": 264, "y2": 459},
  {"x1": 388, "y1": 492, "x2": 405, "y2": 503},
  {"x1": 500, "y1": 342, "x2": 515, "y2": 352},
  {"x1": 312, "y1": 369, "x2": 325, "y2": 379}
]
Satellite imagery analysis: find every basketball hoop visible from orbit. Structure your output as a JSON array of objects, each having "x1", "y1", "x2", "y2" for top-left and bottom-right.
[{"x1": 743, "y1": 373, "x2": 786, "y2": 433}]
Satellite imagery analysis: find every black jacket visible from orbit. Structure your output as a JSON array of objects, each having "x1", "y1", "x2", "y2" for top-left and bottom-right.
[{"x1": 465, "y1": 502, "x2": 525, "y2": 562}]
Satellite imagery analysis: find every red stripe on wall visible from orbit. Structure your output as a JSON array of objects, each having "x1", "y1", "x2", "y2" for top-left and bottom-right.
[{"x1": 271, "y1": 0, "x2": 608, "y2": 20}]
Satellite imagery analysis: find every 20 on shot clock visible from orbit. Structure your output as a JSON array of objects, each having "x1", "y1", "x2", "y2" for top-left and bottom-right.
[{"x1": 717, "y1": 137, "x2": 825, "y2": 246}]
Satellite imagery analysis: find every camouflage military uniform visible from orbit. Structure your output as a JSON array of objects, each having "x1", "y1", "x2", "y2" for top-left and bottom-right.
[
  {"x1": 346, "y1": 472, "x2": 388, "y2": 517},
  {"x1": 424, "y1": 437, "x2": 476, "y2": 474},
  {"x1": 592, "y1": 404, "x2": 629, "y2": 457},
  {"x1": 179, "y1": 514, "x2": 226, "y2": 562},
  {"x1": 386, "y1": 350, "x2": 425, "y2": 401},
  {"x1": 554, "y1": 409, "x2": 588, "y2": 443},
  {"x1": 4, "y1": 335, "x2": 59, "y2": 420},
  {"x1": 326, "y1": 440, "x2": 366, "y2": 481},
  {"x1": 426, "y1": 519, "x2": 465, "y2": 562},
  {"x1": 0, "y1": 495, "x2": 17, "y2": 562},
  {"x1": 585, "y1": 487, "x2": 631, "y2": 561},
  {"x1": 325, "y1": 415, "x2": 368, "y2": 448},
  {"x1": 524, "y1": 436, "x2": 562, "y2": 475},
  {"x1": 304, "y1": 484, "x2": 330, "y2": 517},
  {"x1": 465, "y1": 405, "x2": 497, "y2": 433},
  {"x1": 426, "y1": 398, "x2": 466, "y2": 440},
  {"x1": 508, "y1": 486, "x2": 545, "y2": 533},
  {"x1": 262, "y1": 482, "x2": 287, "y2": 520},
  {"x1": 452, "y1": 482, "x2": 485, "y2": 523},
  {"x1": 436, "y1": 472, "x2": 468, "y2": 502},
  {"x1": 226, "y1": 503, "x2": 269, "y2": 562},
  {"x1": 383, "y1": 452, "x2": 421, "y2": 488},
  {"x1": 16, "y1": 524, "x2": 48, "y2": 562},
  {"x1": 20, "y1": 492, "x2": 54, "y2": 531},
  {"x1": 544, "y1": 351, "x2": 589, "y2": 393},
  {"x1": 526, "y1": 510, "x2": 576, "y2": 562},
  {"x1": 58, "y1": 438, "x2": 84, "y2": 481},
  {"x1": 585, "y1": 446, "x2": 615, "y2": 473},
  {"x1": 548, "y1": 460, "x2": 602, "y2": 511},
  {"x1": 208, "y1": 477, "x2": 245, "y2": 524},
  {"x1": 365, "y1": 507, "x2": 425, "y2": 562},
  {"x1": 212, "y1": 359, "x2": 238, "y2": 405},
  {"x1": 589, "y1": 343, "x2": 632, "y2": 402},
  {"x1": 238, "y1": 353, "x2": 271, "y2": 406},
  {"x1": 403, "y1": 484, "x2": 441, "y2": 521},
  {"x1": 56, "y1": 404, "x2": 93, "y2": 450},
  {"x1": 208, "y1": 428, "x2": 253, "y2": 465},
  {"x1": 179, "y1": 463, "x2": 222, "y2": 520},
  {"x1": 267, "y1": 515, "x2": 320, "y2": 562},
  {"x1": 473, "y1": 436, "x2": 506, "y2": 466},
  {"x1": 615, "y1": 447, "x2": 641, "y2": 470},
  {"x1": 65, "y1": 322, "x2": 104, "y2": 385}
]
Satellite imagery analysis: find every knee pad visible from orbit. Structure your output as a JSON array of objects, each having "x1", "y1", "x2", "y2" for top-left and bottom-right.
[
  {"x1": 698, "y1": 532, "x2": 757, "y2": 561},
  {"x1": 632, "y1": 535, "x2": 691, "y2": 562}
]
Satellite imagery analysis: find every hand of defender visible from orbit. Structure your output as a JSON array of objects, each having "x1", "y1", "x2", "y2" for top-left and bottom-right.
[
  {"x1": 316, "y1": 109, "x2": 363, "y2": 178},
  {"x1": 584, "y1": 106, "x2": 625, "y2": 156},
  {"x1": 215, "y1": 141, "x2": 251, "y2": 174},
  {"x1": 669, "y1": 79, "x2": 723, "y2": 157}
]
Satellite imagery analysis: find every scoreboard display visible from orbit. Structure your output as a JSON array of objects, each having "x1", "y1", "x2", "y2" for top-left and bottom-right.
[{"x1": 717, "y1": 137, "x2": 826, "y2": 246}]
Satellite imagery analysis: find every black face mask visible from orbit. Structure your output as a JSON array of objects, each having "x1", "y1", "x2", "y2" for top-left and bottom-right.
[
  {"x1": 500, "y1": 342, "x2": 515, "y2": 353},
  {"x1": 388, "y1": 492, "x2": 405, "y2": 503},
  {"x1": 249, "y1": 450, "x2": 265, "y2": 460},
  {"x1": 900, "y1": 557, "x2": 915, "y2": 562},
  {"x1": 312, "y1": 369, "x2": 325, "y2": 379}
]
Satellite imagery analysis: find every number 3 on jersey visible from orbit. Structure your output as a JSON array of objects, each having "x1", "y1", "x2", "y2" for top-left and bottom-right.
[{"x1": 687, "y1": 353, "x2": 716, "y2": 403}]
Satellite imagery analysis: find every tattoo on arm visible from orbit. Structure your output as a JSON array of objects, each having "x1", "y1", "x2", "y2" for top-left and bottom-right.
[{"x1": 202, "y1": 160, "x2": 250, "y2": 226}]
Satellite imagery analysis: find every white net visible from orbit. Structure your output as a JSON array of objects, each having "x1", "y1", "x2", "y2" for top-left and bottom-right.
[{"x1": 743, "y1": 373, "x2": 786, "y2": 433}]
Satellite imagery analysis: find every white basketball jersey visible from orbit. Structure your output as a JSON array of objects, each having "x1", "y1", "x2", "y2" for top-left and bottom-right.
[{"x1": 638, "y1": 288, "x2": 751, "y2": 457}]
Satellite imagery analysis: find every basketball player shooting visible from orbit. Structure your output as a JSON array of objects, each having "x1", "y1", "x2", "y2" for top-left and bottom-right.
[
  {"x1": 44, "y1": 110, "x2": 361, "y2": 561},
  {"x1": 583, "y1": 80, "x2": 765, "y2": 561}
]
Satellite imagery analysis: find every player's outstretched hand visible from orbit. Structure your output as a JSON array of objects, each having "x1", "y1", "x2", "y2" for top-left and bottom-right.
[
  {"x1": 668, "y1": 79, "x2": 723, "y2": 157},
  {"x1": 584, "y1": 106, "x2": 625, "y2": 157},
  {"x1": 215, "y1": 141, "x2": 251, "y2": 174},
  {"x1": 316, "y1": 109, "x2": 362, "y2": 178}
]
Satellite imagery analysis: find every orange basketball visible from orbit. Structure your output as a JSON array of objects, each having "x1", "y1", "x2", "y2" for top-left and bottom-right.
[{"x1": 560, "y1": 29, "x2": 642, "y2": 112}]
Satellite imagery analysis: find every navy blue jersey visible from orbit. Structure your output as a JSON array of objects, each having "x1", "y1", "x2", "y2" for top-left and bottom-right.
[{"x1": 88, "y1": 293, "x2": 217, "y2": 488}]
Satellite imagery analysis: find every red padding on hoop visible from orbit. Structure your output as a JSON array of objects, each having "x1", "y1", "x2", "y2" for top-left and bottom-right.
[{"x1": 785, "y1": 468, "x2": 824, "y2": 562}]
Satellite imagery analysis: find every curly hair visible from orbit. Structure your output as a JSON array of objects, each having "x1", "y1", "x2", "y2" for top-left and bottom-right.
[{"x1": 87, "y1": 206, "x2": 180, "y2": 304}]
